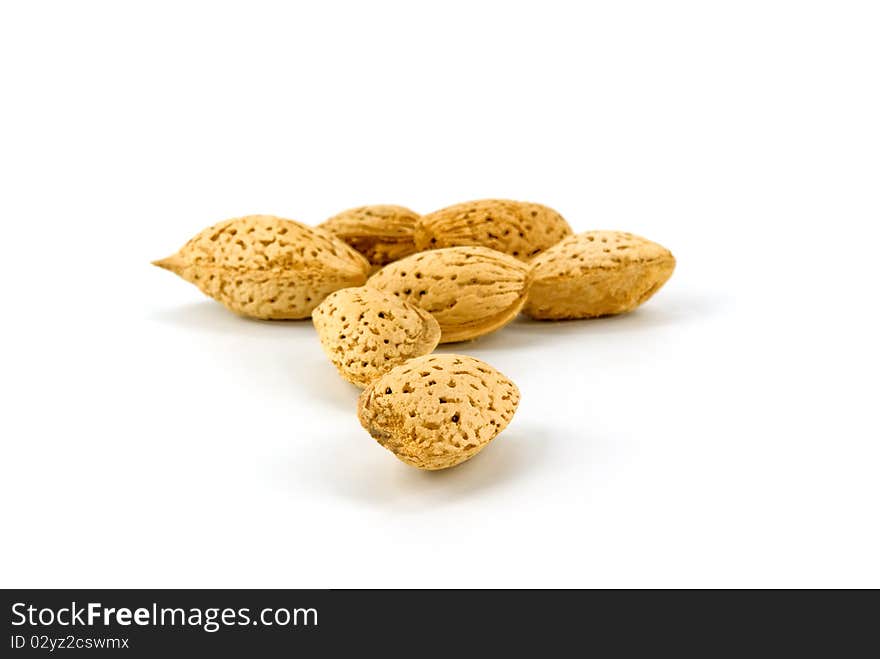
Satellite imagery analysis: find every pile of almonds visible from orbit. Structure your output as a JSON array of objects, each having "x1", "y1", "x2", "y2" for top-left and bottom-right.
[{"x1": 154, "y1": 199, "x2": 675, "y2": 470}]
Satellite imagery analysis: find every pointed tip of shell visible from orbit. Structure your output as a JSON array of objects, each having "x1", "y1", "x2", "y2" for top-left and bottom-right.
[{"x1": 152, "y1": 254, "x2": 183, "y2": 273}]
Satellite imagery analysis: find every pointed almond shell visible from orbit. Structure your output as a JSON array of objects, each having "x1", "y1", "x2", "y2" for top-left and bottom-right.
[{"x1": 153, "y1": 215, "x2": 370, "y2": 319}]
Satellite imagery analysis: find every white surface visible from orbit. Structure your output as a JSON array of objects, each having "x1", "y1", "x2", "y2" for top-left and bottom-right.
[{"x1": 1, "y1": 1, "x2": 878, "y2": 588}]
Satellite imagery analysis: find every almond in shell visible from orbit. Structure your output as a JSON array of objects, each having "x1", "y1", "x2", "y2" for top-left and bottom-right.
[
  {"x1": 153, "y1": 215, "x2": 371, "y2": 319},
  {"x1": 524, "y1": 230, "x2": 675, "y2": 319},
  {"x1": 312, "y1": 286, "x2": 441, "y2": 387},
  {"x1": 357, "y1": 354, "x2": 520, "y2": 470},
  {"x1": 414, "y1": 199, "x2": 572, "y2": 261},
  {"x1": 367, "y1": 246, "x2": 529, "y2": 343},
  {"x1": 319, "y1": 205, "x2": 419, "y2": 267}
]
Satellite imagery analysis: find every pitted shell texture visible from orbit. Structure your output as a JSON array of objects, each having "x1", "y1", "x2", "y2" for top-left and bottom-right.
[
  {"x1": 319, "y1": 205, "x2": 420, "y2": 267},
  {"x1": 153, "y1": 215, "x2": 371, "y2": 319},
  {"x1": 414, "y1": 199, "x2": 572, "y2": 260},
  {"x1": 357, "y1": 354, "x2": 520, "y2": 470},
  {"x1": 524, "y1": 230, "x2": 675, "y2": 320},
  {"x1": 367, "y1": 246, "x2": 529, "y2": 343},
  {"x1": 312, "y1": 286, "x2": 441, "y2": 387}
]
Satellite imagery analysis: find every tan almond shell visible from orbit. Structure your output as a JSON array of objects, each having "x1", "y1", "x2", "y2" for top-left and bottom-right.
[
  {"x1": 357, "y1": 354, "x2": 520, "y2": 470},
  {"x1": 524, "y1": 231, "x2": 675, "y2": 320},
  {"x1": 414, "y1": 199, "x2": 572, "y2": 261},
  {"x1": 366, "y1": 246, "x2": 529, "y2": 343},
  {"x1": 153, "y1": 215, "x2": 371, "y2": 319},
  {"x1": 312, "y1": 286, "x2": 441, "y2": 388},
  {"x1": 319, "y1": 205, "x2": 420, "y2": 266}
]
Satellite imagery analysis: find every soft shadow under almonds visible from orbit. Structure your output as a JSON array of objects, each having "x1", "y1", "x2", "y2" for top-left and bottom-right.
[
  {"x1": 149, "y1": 300, "x2": 315, "y2": 337},
  {"x1": 286, "y1": 423, "x2": 551, "y2": 510},
  {"x1": 450, "y1": 288, "x2": 726, "y2": 352}
]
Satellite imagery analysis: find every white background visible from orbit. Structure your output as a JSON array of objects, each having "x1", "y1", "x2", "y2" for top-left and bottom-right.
[{"x1": 1, "y1": 1, "x2": 878, "y2": 588}]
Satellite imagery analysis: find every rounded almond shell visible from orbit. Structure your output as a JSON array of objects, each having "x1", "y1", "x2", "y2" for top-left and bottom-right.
[
  {"x1": 357, "y1": 354, "x2": 520, "y2": 470},
  {"x1": 524, "y1": 230, "x2": 675, "y2": 319},
  {"x1": 319, "y1": 205, "x2": 419, "y2": 266},
  {"x1": 414, "y1": 199, "x2": 572, "y2": 261},
  {"x1": 312, "y1": 286, "x2": 441, "y2": 387},
  {"x1": 367, "y1": 246, "x2": 529, "y2": 343}
]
